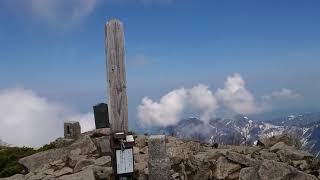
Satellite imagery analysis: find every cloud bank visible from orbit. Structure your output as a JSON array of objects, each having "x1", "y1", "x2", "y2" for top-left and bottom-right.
[
  {"x1": 138, "y1": 84, "x2": 218, "y2": 127},
  {"x1": 0, "y1": 88, "x2": 94, "y2": 147},
  {"x1": 138, "y1": 73, "x2": 300, "y2": 127}
]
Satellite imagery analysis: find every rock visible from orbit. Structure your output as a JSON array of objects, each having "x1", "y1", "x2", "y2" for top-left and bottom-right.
[
  {"x1": 259, "y1": 150, "x2": 279, "y2": 161},
  {"x1": 53, "y1": 138, "x2": 75, "y2": 148},
  {"x1": 87, "y1": 165, "x2": 113, "y2": 179},
  {"x1": 206, "y1": 149, "x2": 228, "y2": 160},
  {"x1": 258, "y1": 160, "x2": 318, "y2": 180},
  {"x1": 258, "y1": 134, "x2": 298, "y2": 148},
  {"x1": 292, "y1": 160, "x2": 310, "y2": 171},
  {"x1": 213, "y1": 156, "x2": 241, "y2": 179},
  {"x1": 228, "y1": 145, "x2": 261, "y2": 155},
  {"x1": 58, "y1": 168, "x2": 95, "y2": 180},
  {"x1": 277, "y1": 148, "x2": 313, "y2": 162},
  {"x1": 135, "y1": 135, "x2": 147, "y2": 149},
  {"x1": 67, "y1": 155, "x2": 87, "y2": 168},
  {"x1": 42, "y1": 168, "x2": 54, "y2": 175},
  {"x1": 96, "y1": 136, "x2": 111, "y2": 154},
  {"x1": 42, "y1": 175, "x2": 55, "y2": 180},
  {"x1": 171, "y1": 173, "x2": 180, "y2": 179},
  {"x1": 227, "y1": 170, "x2": 240, "y2": 180},
  {"x1": 144, "y1": 168, "x2": 149, "y2": 175},
  {"x1": 94, "y1": 156, "x2": 111, "y2": 166},
  {"x1": 270, "y1": 141, "x2": 293, "y2": 152},
  {"x1": 239, "y1": 167, "x2": 259, "y2": 180},
  {"x1": 1, "y1": 174, "x2": 25, "y2": 180},
  {"x1": 19, "y1": 135, "x2": 96, "y2": 172},
  {"x1": 53, "y1": 167, "x2": 73, "y2": 177},
  {"x1": 134, "y1": 153, "x2": 148, "y2": 163},
  {"x1": 27, "y1": 172, "x2": 46, "y2": 180},
  {"x1": 134, "y1": 162, "x2": 148, "y2": 172},
  {"x1": 19, "y1": 148, "x2": 65, "y2": 172},
  {"x1": 133, "y1": 146, "x2": 140, "y2": 154},
  {"x1": 93, "y1": 128, "x2": 111, "y2": 136},
  {"x1": 74, "y1": 158, "x2": 95, "y2": 173},
  {"x1": 140, "y1": 146, "x2": 148, "y2": 154},
  {"x1": 226, "y1": 151, "x2": 260, "y2": 167}
]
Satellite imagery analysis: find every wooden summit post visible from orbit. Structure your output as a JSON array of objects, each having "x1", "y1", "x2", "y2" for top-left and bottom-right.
[{"x1": 105, "y1": 19, "x2": 128, "y2": 132}]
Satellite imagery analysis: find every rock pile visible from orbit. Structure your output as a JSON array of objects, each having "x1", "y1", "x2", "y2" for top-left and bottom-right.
[{"x1": 2, "y1": 132, "x2": 320, "y2": 180}]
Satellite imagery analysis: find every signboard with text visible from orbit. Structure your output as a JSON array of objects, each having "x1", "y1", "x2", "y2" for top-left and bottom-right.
[{"x1": 116, "y1": 148, "x2": 134, "y2": 174}]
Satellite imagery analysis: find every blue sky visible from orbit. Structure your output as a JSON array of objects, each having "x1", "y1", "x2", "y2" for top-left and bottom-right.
[{"x1": 0, "y1": 0, "x2": 320, "y2": 142}]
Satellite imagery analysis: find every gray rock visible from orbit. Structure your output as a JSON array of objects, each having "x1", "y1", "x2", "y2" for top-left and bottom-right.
[
  {"x1": 135, "y1": 135, "x2": 147, "y2": 149},
  {"x1": 258, "y1": 160, "x2": 318, "y2": 180},
  {"x1": 1, "y1": 174, "x2": 25, "y2": 180},
  {"x1": 19, "y1": 135, "x2": 96, "y2": 172},
  {"x1": 96, "y1": 136, "x2": 111, "y2": 154},
  {"x1": 53, "y1": 167, "x2": 73, "y2": 177},
  {"x1": 94, "y1": 156, "x2": 111, "y2": 166},
  {"x1": 270, "y1": 141, "x2": 293, "y2": 152},
  {"x1": 259, "y1": 150, "x2": 279, "y2": 161},
  {"x1": 277, "y1": 148, "x2": 313, "y2": 162},
  {"x1": 226, "y1": 151, "x2": 260, "y2": 167},
  {"x1": 258, "y1": 134, "x2": 298, "y2": 148},
  {"x1": 239, "y1": 167, "x2": 259, "y2": 180},
  {"x1": 213, "y1": 156, "x2": 241, "y2": 180},
  {"x1": 74, "y1": 158, "x2": 95, "y2": 173},
  {"x1": 58, "y1": 168, "x2": 95, "y2": 180}
]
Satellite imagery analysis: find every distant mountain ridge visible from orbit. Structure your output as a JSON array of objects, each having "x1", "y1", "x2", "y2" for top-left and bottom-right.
[{"x1": 163, "y1": 112, "x2": 320, "y2": 156}]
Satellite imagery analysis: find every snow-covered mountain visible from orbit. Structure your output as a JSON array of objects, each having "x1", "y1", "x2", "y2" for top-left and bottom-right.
[{"x1": 163, "y1": 112, "x2": 320, "y2": 156}]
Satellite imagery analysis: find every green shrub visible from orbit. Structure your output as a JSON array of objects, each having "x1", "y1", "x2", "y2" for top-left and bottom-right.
[{"x1": 0, "y1": 142, "x2": 56, "y2": 178}]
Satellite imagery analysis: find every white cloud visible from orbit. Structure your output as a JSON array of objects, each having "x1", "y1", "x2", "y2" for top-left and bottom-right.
[
  {"x1": 138, "y1": 73, "x2": 301, "y2": 128},
  {"x1": 262, "y1": 88, "x2": 300, "y2": 101},
  {"x1": 0, "y1": 88, "x2": 94, "y2": 147},
  {"x1": 4, "y1": 0, "x2": 99, "y2": 28},
  {"x1": 216, "y1": 73, "x2": 263, "y2": 115},
  {"x1": 137, "y1": 84, "x2": 218, "y2": 127}
]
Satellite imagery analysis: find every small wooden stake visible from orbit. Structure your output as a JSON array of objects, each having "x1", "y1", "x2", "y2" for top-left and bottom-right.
[{"x1": 105, "y1": 19, "x2": 128, "y2": 132}]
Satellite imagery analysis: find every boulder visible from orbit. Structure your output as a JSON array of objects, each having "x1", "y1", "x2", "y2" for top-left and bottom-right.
[
  {"x1": 1, "y1": 174, "x2": 25, "y2": 180},
  {"x1": 226, "y1": 151, "x2": 260, "y2": 167},
  {"x1": 213, "y1": 156, "x2": 241, "y2": 179},
  {"x1": 53, "y1": 167, "x2": 73, "y2": 177},
  {"x1": 277, "y1": 148, "x2": 313, "y2": 162},
  {"x1": 259, "y1": 150, "x2": 279, "y2": 161},
  {"x1": 58, "y1": 168, "x2": 95, "y2": 180},
  {"x1": 94, "y1": 156, "x2": 111, "y2": 166},
  {"x1": 135, "y1": 135, "x2": 147, "y2": 149},
  {"x1": 19, "y1": 135, "x2": 96, "y2": 172},
  {"x1": 258, "y1": 160, "x2": 318, "y2": 180},
  {"x1": 239, "y1": 167, "x2": 259, "y2": 180},
  {"x1": 74, "y1": 158, "x2": 95, "y2": 173},
  {"x1": 258, "y1": 134, "x2": 298, "y2": 148}
]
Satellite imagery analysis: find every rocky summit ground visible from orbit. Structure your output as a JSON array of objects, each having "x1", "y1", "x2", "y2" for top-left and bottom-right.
[{"x1": 1, "y1": 130, "x2": 320, "y2": 180}]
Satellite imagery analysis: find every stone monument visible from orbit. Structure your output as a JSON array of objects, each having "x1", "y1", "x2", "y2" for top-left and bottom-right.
[
  {"x1": 148, "y1": 135, "x2": 170, "y2": 180},
  {"x1": 64, "y1": 121, "x2": 81, "y2": 139}
]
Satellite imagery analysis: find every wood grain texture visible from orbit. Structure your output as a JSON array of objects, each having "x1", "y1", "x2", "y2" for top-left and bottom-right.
[{"x1": 105, "y1": 19, "x2": 128, "y2": 132}]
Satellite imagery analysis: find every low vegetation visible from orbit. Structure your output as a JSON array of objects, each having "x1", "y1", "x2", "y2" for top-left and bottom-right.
[{"x1": 0, "y1": 142, "x2": 56, "y2": 178}]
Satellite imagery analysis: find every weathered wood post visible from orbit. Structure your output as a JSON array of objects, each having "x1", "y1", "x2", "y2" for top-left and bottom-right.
[
  {"x1": 106, "y1": 19, "x2": 134, "y2": 180},
  {"x1": 105, "y1": 19, "x2": 128, "y2": 132}
]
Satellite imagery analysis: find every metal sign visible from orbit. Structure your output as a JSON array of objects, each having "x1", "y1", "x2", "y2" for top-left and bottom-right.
[{"x1": 116, "y1": 148, "x2": 134, "y2": 174}]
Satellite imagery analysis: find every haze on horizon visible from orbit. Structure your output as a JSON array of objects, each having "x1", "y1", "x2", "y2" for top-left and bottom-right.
[{"x1": 0, "y1": 0, "x2": 319, "y2": 147}]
